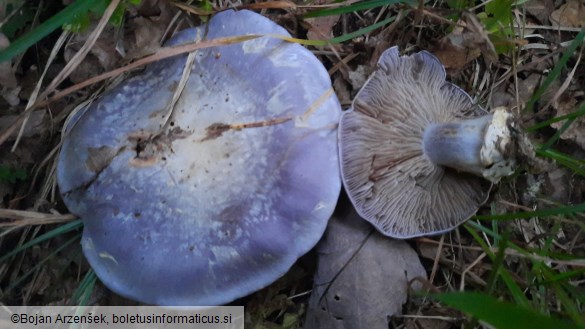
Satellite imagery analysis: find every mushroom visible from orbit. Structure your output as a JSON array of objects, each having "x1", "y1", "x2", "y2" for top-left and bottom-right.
[
  {"x1": 338, "y1": 47, "x2": 517, "y2": 238},
  {"x1": 57, "y1": 10, "x2": 341, "y2": 305}
]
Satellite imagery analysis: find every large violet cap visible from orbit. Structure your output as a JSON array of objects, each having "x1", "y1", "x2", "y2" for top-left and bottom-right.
[
  {"x1": 57, "y1": 10, "x2": 341, "y2": 305},
  {"x1": 339, "y1": 47, "x2": 516, "y2": 238}
]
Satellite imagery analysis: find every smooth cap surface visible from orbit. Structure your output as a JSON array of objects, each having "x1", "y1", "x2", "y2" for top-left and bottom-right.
[{"x1": 58, "y1": 10, "x2": 341, "y2": 305}]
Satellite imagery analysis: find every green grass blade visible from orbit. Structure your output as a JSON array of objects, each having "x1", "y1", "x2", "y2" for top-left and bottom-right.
[
  {"x1": 0, "y1": 166, "x2": 27, "y2": 183},
  {"x1": 533, "y1": 263, "x2": 585, "y2": 326},
  {"x1": 303, "y1": 0, "x2": 414, "y2": 18},
  {"x1": 432, "y1": 292, "x2": 579, "y2": 329},
  {"x1": 527, "y1": 102, "x2": 585, "y2": 132},
  {"x1": 0, "y1": 0, "x2": 99, "y2": 62},
  {"x1": 465, "y1": 223, "x2": 530, "y2": 308},
  {"x1": 274, "y1": 15, "x2": 399, "y2": 46},
  {"x1": 330, "y1": 15, "x2": 397, "y2": 44},
  {"x1": 0, "y1": 220, "x2": 83, "y2": 263},
  {"x1": 535, "y1": 147, "x2": 585, "y2": 178},
  {"x1": 70, "y1": 270, "x2": 97, "y2": 306},
  {"x1": 466, "y1": 221, "x2": 584, "y2": 262},
  {"x1": 537, "y1": 269, "x2": 585, "y2": 285},
  {"x1": 541, "y1": 117, "x2": 576, "y2": 150},
  {"x1": 485, "y1": 233, "x2": 509, "y2": 295},
  {"x1": 525, "y1": 27, "x2": 585, "y2": 113},
  {"x1": 2, "y1": 234, "x2": 81, "y2": 296},
  {"x1": 473, "y1": 203, "x2": 585, "y2": 221}
]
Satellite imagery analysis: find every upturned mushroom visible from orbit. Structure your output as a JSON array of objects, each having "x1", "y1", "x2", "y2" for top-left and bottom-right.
[
  {"x1": 57, "y1": 10, "x2": 341, "y2": 305},
  {"x1": 338, "y1": 47, "x2": 518, "y2": 238}
]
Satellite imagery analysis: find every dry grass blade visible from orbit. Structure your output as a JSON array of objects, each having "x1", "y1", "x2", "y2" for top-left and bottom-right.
[
  {"x1": 0, "y1": 34, "x2": 262, "y2": 147},
  {"x1": 40, "y1": 0, "x2": 121, "y2": 97},
  {"x1": 160, "y1": 52, "x2": 196, "y2": 132},
  {"x1": 543, "y1": 52, "x2": 581, "y2": 111},
  {"x1": 0, "y1": 209, "x2": 76, "y2": 227},
  {"x1": 296, "y1": 0, "x2": 362, "y2": 9},
  {"x1": 429, "y1": 234, "x2": 445, "y2": 284},
  {"x1": 460, "y1": 252, "x2": 488, "y2": 290},
  {"x1": 202, "y1": 86, "x2": 336, "y2": 141},
  {"x1": 170, "y1": 1, "x2": 213, "y2": 15},
  {"x1": 0, "y1": 0, "x2": 122, "y2": 147},
  {"x1": 239, "y1": 1, "x2": 297, "y2": 10},
  {"x1": 298, "y1": 87, "x2": 335, "y2": 123},
  {"x1": 327, "y1": 52, "x2": 358, "y2": 75},
  {"x1": 42, "y1": 34, "x2": 261, "y2": 104},
  {"x1": 418, "y1": 238, "x2": 585, "y2": 268},
  {"x1": 11, "y1": 31, "x2": 70, "y2": 151}
]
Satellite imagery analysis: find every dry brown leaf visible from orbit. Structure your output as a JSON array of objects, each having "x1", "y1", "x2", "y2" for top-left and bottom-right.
[
  {"x1": 64, "y1": 0, "x2": 177, "y2": 83},
  {"x1": 64, "y1": 26, "x2": 120, "y2": 84},
  {"x1": 126, "y1": 0, "x2": 176, "y2": 60},
  {"x1": 550, "y1": 93, "x2": 585, "y2": 148},
  {"x1": 545, "y1": 168, "x2": 571, "y2": 203},
  {"x1": 133, "y1": 0, "x2": 167, "y2": 16},
  {"x1": 306, "y1": 15, "x2": 340, "y2": 40},
  {"x1": 126, "y1": 17, "x2": 168, "y2": 59},
  {"x1": 433, "y1": 13, "x2": 497, "y2": 70},
  {"x1": 433, "y1": 31, "x2": 481, "y2": 71},
  {"x1": 525, "y1": 0, "x2": 555, "y2": 24},
  {"x1": 550, "y1": 0, "x2": 585, "y2": 27},
  {"x1": 0, "y1": 111, "x2": 46, "y2": 140},
  {"x1": 304, "y1": 0, "x2": 339, "y2": 41},
  {"x1": 489, "y1": 73, "x2": 542, "y2": 110},
  {"x1": 433, "y1": 22, "x2": 481, "y2": 70},
  {"x1": 305, "y1": 209, "x2": 427, "y2": 329}
]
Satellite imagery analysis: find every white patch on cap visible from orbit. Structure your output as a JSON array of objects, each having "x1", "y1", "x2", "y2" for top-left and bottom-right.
[{"x1": 242, "y1": 36, "x2": 270, "y2": 54}]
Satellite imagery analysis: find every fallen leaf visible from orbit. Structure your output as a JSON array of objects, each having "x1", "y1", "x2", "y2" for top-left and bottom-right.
[
  {"x1": 550, "y1": 93, "x2": 585, "y2": 148},
  {"x1": 306, "y1": 15, "x2": 340, "y2": 40},
  {"x1": 544, "y1": 168, "x2": 570, "y2": 204},
  {"x1": 64, "y1": 25, "x2": 120, "y2": 84},
  {"x1": 433, "y1": 29, "x2": 481, "y2": 71},
  {"x1": 64, "y1": 0, "x2": 177, "y2": 83},
  {"x1": 433, "y1": 13, "x2": 498, "y2": 70},
  {"x1": 525, "y1": 0, "x2": 555, "y2": 24},
  {"x1": 550, "y1": 0, "x2": 585, "y2": 27},
  {"x1": 347, "y1": 65, "x2": 371, "y2": 91},
  {"x1": 304, "y1": 0, "x2": 339, "y2": 41},
  {"x1": 0, "y1": 111, "x2": 46, "y2": 140},
  {"x1": 125, "y1": 0, "x2": 176, "y2": 60},
  {"x1": 305, "y1": 209, "x2": 427, "y2": 329},
  {"x1": 489, "y1": 72, "x2": 543, "y2": 110}
]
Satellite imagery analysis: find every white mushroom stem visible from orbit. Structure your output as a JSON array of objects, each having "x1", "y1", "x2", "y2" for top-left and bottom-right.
[{"x1": 422, "y1": 107, "x2": 516, "y2": 183}]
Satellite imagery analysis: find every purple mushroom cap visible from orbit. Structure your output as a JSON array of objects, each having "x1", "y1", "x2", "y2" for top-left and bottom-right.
[{"x1": 57, "y1": 10, "x2": 341, "y2": 305}]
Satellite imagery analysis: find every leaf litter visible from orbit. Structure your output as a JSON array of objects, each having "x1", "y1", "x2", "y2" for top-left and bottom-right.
[
  {"x1": 305, "y1": 209, "x2": 427, "y2": 329},
  {"x1": 0, "y1": 0, "x2": 584, "y2": 327}
]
